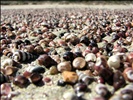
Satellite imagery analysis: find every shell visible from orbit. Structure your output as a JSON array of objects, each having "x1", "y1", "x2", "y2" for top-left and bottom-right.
[
  {"x1": 26, "y1": 64, "x2": 45, "y2": 73},
  {"x1": 29, "y1": 73, "x2": 42, "y2": 84},
  {"x1": 113, "y1": 71, "x2": 126, "y2": 90},
  {"x1": 13, "y1": 75, "x2": 29, "y2": 88},
  {"x1": 4, "y1": 66, "x2": 18, "y2": 76},
  {"x1": 57, "y1": 61, "x2": 72, "y2": 72},
  {"x1": 1, "y1": 58, "x2": 15, "y2": 68},
  {"x1": 85, "y1": 53, "x2": 96, "y2": 62},
  {"x1": 2, "y1": 49, "x2": 13, "y2": 58},
  {"x1": 37, "y1": 54, "x2": 57, "y2": 68},
  {"x1": 95, "y1": 83, "x2": 109, "y2": 97},
  {"x1": 107, "y1": 55, "x2": 121, "y2": 69},
  {"x1": 12, "y1": 51, "x2": 36, "y2": 62},
  {"x1": 74, "y1": 82, "x2": 88, "y2": 97},
  {"x1": 120, "y1": 89, "x2": 133, "y2": 100},
  {"x1": 123, "y1": 67, "x2": 133, "y2": 82},
  {"x1": 62, "y1": 71, "x2": 78, "y2": 84},
  {"x1": 72, "y1": 57, "x2": 86, "y2": 69},
  {"x1": 0, "y1": 72, "x2": 8, "y2": 84}
]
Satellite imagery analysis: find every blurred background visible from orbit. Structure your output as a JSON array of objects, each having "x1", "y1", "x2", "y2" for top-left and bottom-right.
[{"x1": 1, "y1": 0, "x2": 133, "y2": 5}]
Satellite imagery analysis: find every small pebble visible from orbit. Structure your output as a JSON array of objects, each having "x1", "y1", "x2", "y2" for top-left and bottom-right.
[
  {"x1": 62, "y1": 71, "x2": 78, "y2": 84},
  {"x1": 49, "y1": 66, "x2": 58, "y2": 75}
]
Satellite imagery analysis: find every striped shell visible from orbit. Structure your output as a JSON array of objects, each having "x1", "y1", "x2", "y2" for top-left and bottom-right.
[{"x1": 12, "y1": 51, "x2": 36, "y2": 62}]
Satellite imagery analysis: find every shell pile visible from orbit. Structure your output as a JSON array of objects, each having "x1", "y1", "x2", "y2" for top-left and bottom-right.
[{"x1": 1, "y1": 7, "x2": 133, "y2": 100}]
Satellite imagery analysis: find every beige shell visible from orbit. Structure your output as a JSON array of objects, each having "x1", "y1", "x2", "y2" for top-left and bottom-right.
[
  {"x1": 57, "y1": 61, "x2": 72, "y2": 72},
  {"x1": 107, "y1": 55, "x2": 120, "y2": 69},
  {"x1": 62, "y1": 71, "x2": 78, "y2": 83},
  {"x1": 85, "y1": 53, "x2": 97, "y2": 62},
  {"x1": 72, "y1": 57, "x2": 86, "y2": 69}
]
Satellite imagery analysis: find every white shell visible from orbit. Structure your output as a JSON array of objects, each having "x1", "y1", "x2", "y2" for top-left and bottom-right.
[
  {"x1": 85, "y1": 53, "x2": 96, "y2": 62},
  {"x1": 57, "y1": 61, "x2": 72, "y2": 72},
  {"x1": 1, "y1": 58, "x2": 14, "y2": 68},
  {"x1": 107, "y1": 55, "x2": 120, "y2": 69}
]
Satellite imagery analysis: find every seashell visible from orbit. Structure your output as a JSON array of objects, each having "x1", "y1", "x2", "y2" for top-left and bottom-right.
[
  {"x1": 23, "y1": 45, "x2": 35, "y2": 54},
  {"x1": 63, "y1": 51, "x2": 74, "y2": 61},
  {"x1": 80, "y1": 36, "x2": 90, "y2": 46},
  {"x1": 26, "y1": 65, "x2": 45, "y2": 74},
  {"x1": 57, "y1": 79, "x2": 66, "y2": 86},
  {"x1": 107, "y1": 55, "x2": 121, "y2": 69},
  {"x1": 72, "y1": 57, "x2": 86, "y2": 69},
  {"x1": 1, "y1": 39, "x2": 11, "y2": 45},
  {"x1": 49, "y1": 66, "x2": 58, "y2": 75},
  {"x1": 23, "y1": 71, "x2": 32, "y2": 79},
  {"x1": 94, "y1": 61, "x2": 113, "y2": 85},
  {"x1": 34, "y1": 45, "x2": 44, "y2": 54},
  {"x1": 95, "y1": 83, "x2": 109, "y2": 97},
  {"x1": 13, "y1": 75, "x2": 29, "y2": 88},
  {"x1": 120, "y1": 89, "x2": 133, "y2": 100},
  {"x1": 1, "y1": 58, "x2": 15, "y2": 68},
  {"x1": 29, "y1": 73, "x2": 42, "y2": 84},
  {"x1": 96, "y1": 77, "x2": 105, "y2": 84},
  {"x1": 43, "y1": 77, "x2": 51, "y2": 83},
  {"x1": 57, "y1": 61, "x2": 72, "y2": 72},
  {"x1": 123, "y1": 67, "x2": 133, "y2": 82},
  {"x1": 74, "y1": 82, "x2": 88, "y2": 97},
  {"x1": 91, "y1": 96, "x2": 106, "y2": 100},
  {"x1": 85, "y1": 53, "x2": 96, "y2": 62},
  {"x1": 86, "y1": 61, "x2": 95, "y2": 72},
  {"x1": 1, "y1": 83, "x2": 12, "y2": 96},
  {"x1": 127, "y1": 52, "x2": 133, "y2": 64},
  {"x1": 2, "y1": 49, "x2": 13, "y2": 58},
  {"x1": 110, "y1": 95, "x2": 122, "y2": 100},
  {"x1": 37, "y1": 54, "x2": 57, "y2": 68},
  {"x1": 50, "y1": 55, "x2": 61, "y2": 64},
  {"x1": 4, "y1": 66, "x2": 18, "y2": 76},
  {"x1": 76, "y1": 71, "x2": 94, "y2": 84},
  {"x1": 12, "y1": 51, "x2": 36, "y2": 62},
  {"x1": 113, "y1": 71, "x2": 126, "y2": 90},
  {"x1": 0, "y1": 72, "x2": 8, "y2": 84},
  {"x1": 62, "y1": 71, "x2": 78, "y2": 84}
]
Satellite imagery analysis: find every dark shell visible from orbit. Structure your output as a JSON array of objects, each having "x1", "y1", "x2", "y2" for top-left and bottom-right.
[
  {"x1": 0, "y1": 72, "x2": 8, "y2": 84},
  {"x1": 30, "y1": 66, "x2": 45, "y2": 73},
  {"x1": 63, "y1": 51, "x2": 74, "y2": 61},
  {"x1": 37, "y1": 54, "x2": 57, "y2": 68},
  {"x1": 80, "y1": 36, "x2": 90, "y2": 46},
  {"x1": 29, "y1": 73, "x2": 42, "y2": 84},
  {"x1": 13, "y1": 75, "x2": 29, "y2": 88},
  {"x1": 113, "y1": 71, "x2": 126, "y2": 90},
  {"x1": 74, "y1": 82, "x2": 88, "y2": 93},
  {"x1": 57, "y1": 79, "x2": 66, "y2": 87}
]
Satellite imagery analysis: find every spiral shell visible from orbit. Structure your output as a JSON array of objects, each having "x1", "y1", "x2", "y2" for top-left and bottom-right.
[
  {"x1": 85, "y1": 53, "x2": 96, "y2": 62},
  {"x1": 123, "y1": 67, "x2": 133, "y2": 82},
  {"x1": 12, "y1": 51, "x2": 36, "y2": 62},
  {"x1": 76, "y1": 71, "x2": 94, "y2": 84},
  {"x1": 95, "y1": 83, "x2": 109, "y2": 97},
  {"x1": 57, "y1": 61, "x2": 72, "y2": 72},
  {"x1": 72, "y1": 57, "x2": 86, "y2": 69},
  {"x1": 2, "y1": 49, "x2": 13, "y2": 58}
]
